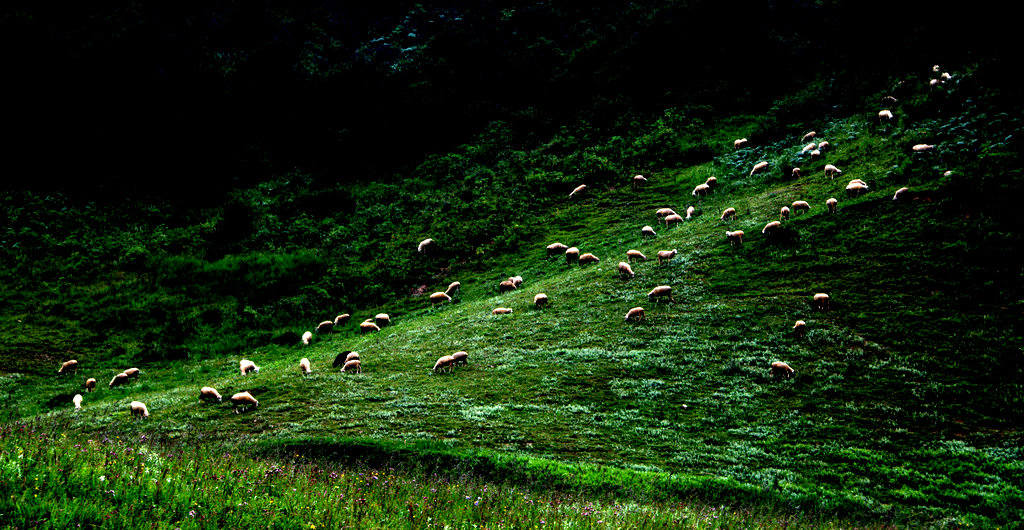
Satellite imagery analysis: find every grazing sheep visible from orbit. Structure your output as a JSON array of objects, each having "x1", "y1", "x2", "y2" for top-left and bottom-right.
[
  {"x1": 73, "y1": 394, "x2": 83, "y2": 410},
  {"x1": 499, "y1": 280, "x2": 517, "y2": 293},
  {"x1": 734, "y1": 138, "x2": 748, "y2": 149},
  {"x1": 566, "y1": 246, "x2": 581, "y2": 264},
  {"x1": 726, "y1": 230, "x2": 744, "y2": 247},
  {"x1": 509, "y1": 276, "x2": 524, "y2": 288},
  {"x1": 230, "y1": 392, "x2": 258, "y2": 413},
  {"x1": 332, "y1": 351, "x2": 358, "y2": 367},
  {"x1": 826, "y1": 197, "x2": 838, "y2": 214},
  {"x1": 791, "y1": 167, "x2": 801, "y2": 178},
  {"x1": 124, "y1": 367, "x2": 140, "y2": 379},
  {"x1": 941, "y1": 72, "x2": 951, "y2": 81},
  {"x1": 657, "y1": 250, "x2": 678, "y2": 265},
  {"x1": 375, "y1": 313, "x2": 391, "y2": 327},
  {"x1": 813, "y1": 293, "x2": 830, "y2": 311},
  {"x1": 721, "y1": 207, "x2": 736, "y2": 221},
  {"x1": 346, "y1": 352, "x2": 360, "y2": 363},
  {"x1": 641, "y1": 226, "x2": 657, "y2": 238},
  {"x1": 791, "y1": 201, "x2": 810, "y2": 215},
  {"x1": 912, "y1": 144, "x2": 934, "y2": 152},
  {"x1": 692, "y1": 183, "x2": 711, "y2": 197},
  {"x1": 817, "y1": 141, "x2": 830, "y2": 151},
  {"x1": 430, "y1": 292, "x2": 452, "y2": 304},
  {"x1": 618, "y1": 262, "x2": 635, "y2": 279},
  {"x1": 547, "y1": 243, "x2": 569, "y2": 256},
  {"x1": 626, "y1": 249, "x2": 647, "y2": 262},
  {"x1": 929, "y1": 78, "x2": 940, "y2": 87},
  {"x1": 824, "y1": 164, "x2": 842, "y2": 178},
  {"x1": 763, "y1": 221, "x2": 783, "y2": 238},
  {"x1": 240, "y1": 359, "x2": 260, "y2": 376},
  {"x1": 492, "y1": 308, "x2": 513, "y2": 315},
  {"x1": 579, "y1": 253, "x2": 600, "y2": 265},
  {"x1": 845, "y1": 182, "x2": 869, "y2": 197},
  {"x1": 770, "y1": 361, "x2": 795, "y2": 379},
  {"x1": 625, "y1": 306, "x2": 645, "y2": 322},
  {"x1": 648, "y1": 285, "x2": 674, "y2": 303},
  {"x1": 569, "y1": 184, "x2": 587, "y2": 198},
  {"x1": 334, "y1": 314, "x2": 351, "y2": 326},
  {"x1": 878, "y1": 109, "x2": 894, "y2": 121},
  {"x1": 809, "y1": 149, "x2": 821, "y2": 159},
  {"x1": 316, "y1": 320, "x2": 334, "y2": 334},
  {"x1": 109, "y1": 372, "x2": 129, "y2": 388},
  {"x1": 452, "y1": 351, "x2": 469, "y2": 366},
  {"x1": 663, "y1": 213, "x2": 683, "y2": 226},
  {"x1": 130, "y1": 401, "x2": 150, "y2": 418},
  {"x1": 200, "y1": 387, "x2": 223, "y2": 402},
  {"x1": 360, "y1": 320, "x2": 381, "y2": 333},
  {"x1": 534, "y1": 293, "x2": 549, "y2": 307},
  {"x1": 433, "y1": 355, "x2": 456, "y2": 373},
  {"x1": 801, "y1": 142, "x2": 816, "y2": 155},
  {"x1": 793, "y1": 320, "x2": 807, "y2": 337},
  {"x1": 750, "y1": 161, "x2": 768, "y2": 176},
  {"x1": 58, "y1": 360, "x2": 78, "y2": 374},
  {"x1": 780, "y1": 206, "x2": 790, "y2": 221},
  {"x1": 341, "y1": 359, "x2": 362, "y2": 374},
  {"x1": 943, "y1": 170, "x2": 954, "y2": 177},
  {"x1": 633, "y1": 175, "x2": 648, "y2": 189},
  {"x1": 302, "y1": 331, "x2": 313, "y2": 345},
  {"x1": 705, "y1": 176, "x2": 718, "y2": 189},
  {"x1": 801, "y1": 131, "x2": 816, "y2": 142},
  {"x1": 656, "y1": 207, "x2": 676, "y2": 218},
  {"x1": 882, "y1": 96, "x2": 897, "y2": 105},
  {"x1": 417, "y1": 238, "x2": 435, "y2": 253},
  {"x1": 932, "y1": 64, "x2": 941, "y2": 72},
  {"x1": 299, "y1": 357, "x2": 312, "y2": 375},
  {"x1": 893, "y1": 187, "x2": 910, "y2": 201},
  {"x1": 685, "y1": 206, "x2": 696, "y2": 220},
  {"x1": 85, "y1": 378, "x2": 96, "y2": 392},
  {"x1": 445, "y1": 281, "x2": 462, "y2": 296}
]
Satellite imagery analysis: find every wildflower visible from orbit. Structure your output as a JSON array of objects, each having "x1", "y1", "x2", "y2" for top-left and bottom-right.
[{"x1": 99, "y1": 476, "x2": 106, "y2": 482}]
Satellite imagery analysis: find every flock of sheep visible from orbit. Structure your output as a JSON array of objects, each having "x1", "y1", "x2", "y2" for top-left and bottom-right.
[{"x1": 55, "y1": 65, "x2": 949, "y2": 419}]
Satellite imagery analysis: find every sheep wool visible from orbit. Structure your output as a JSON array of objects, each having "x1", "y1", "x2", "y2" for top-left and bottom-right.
[
  {"x1": 430, "y1": 292, "x2": 452, "y2": 304},
  {"x1": 685, "y1": 206, "x2": 696, "y2": 220},
  {"x1": 692, "y1": 183, "x2": 711, "y2": 197},
  {"x1": 569, "y1": 184, "x2": 587, "y2": 198},
  {"x1": 780, "y1": 206, "x2": 791, "y2": 221},
  {"x1": 492, "y1": 308, "x2": 513, "y2": 315},
  {"x1": 58, "y1": 359, "x2": 78, "y2": 374},
  {"x1": 892, "y1": 187, "x2": 910, "y2": 201},
  {"x1": 375, "y1": 313, "x2": 391, "y2": 327},
  {"x1": 826, "y1": 198, "x2": 838, "y2": 214},
  {"x1": 302, "y1": 331, "x2": 313, "y2": 345},
  {"x1": 445, "y1": 281, "x2": 462, "y2": 295},
  {"x1": 734, "y1": 138, "x2": 748, "y2": 149},
  {"x1": 433, "y1": 355, "x2": 456, "y2": 373},
  {"x1": 625, "y1": 307, "x2": 645, "y2": 322},
  {"x1": 316, "y1": 320, "x2": 334, "y2": 334},
  {"x1": 124, "y1": 367, "x2": 140, "y2": 379},
  {"x1": 648, "y1": 285, "x2": 674, "y2": 303},
  {"x1": 299, "y1": 357, "x2": 312, "y2": 374},
  {"x1": 641, "y1": 226, "x2": 657, "y2": 238},
  {"x1": 770, "y1": 362, "x2": 795, "y2": 379},
  {"x1": 109, "y1": 372, "x2": 129, "y2": 388},
  {"x1": 657, "y1": 249, "x2": 678, "y2": 265},
  {"x1": 656, "y1": 207, "x2": 676, "y2": 217},
  {"x1": 200, "y1": 387, "x2": 223, "y2": 402},
  {"x1": 546, "y1": 243, "x2": 569, "y2": 256},
  {"x1": 626, "y1": 249, "x2": 647, "y2": 262},
  {"x1": 721, "y1": 207, "x2": 736, "y2": 221},
  {"x1": 750, "y1": 161, "x2": 769, "y2": 176},
  {"x1": 452, "y1": 351, "x2": 469, "y2": 366},
  {"x1": 240, "y1": 359, "x2": 260, "y2": 376},
  {"x1": 417, "y1": 238, "x2": 435, "y2": 253},
  {"x1": 663, "y1": 213, "x2": 683, "y2": 226},
  {"x1": 130, "y1": 401, "x2": 150, "y2": 418},
  {"x1": 618, "y1": 262, "x2": 635, "y2": 279},
  {"x1": 566, "y1": 247, "x2": 581, "y2": 264},
  {"x1": 334, "y1": 314, "x2": 351, "y2": 326},
  {"x1": 726, "y1": 230, "x2": 744, "y2": 246},
  {"x1": 230, "y1": 392, "x2": 258, "y2": 413},
  {"x1": 533, "y1": 293, "x2": 549, "y2": 308},
  {"x1": 73, "y1": 394, "x2": 83, "y2": 410},
  {"x1": 85, "y1": 378, "x2": 97, "y2": 392},
  {"x1": 341, "y1": 360, "x2": 362, "y2": 374}
]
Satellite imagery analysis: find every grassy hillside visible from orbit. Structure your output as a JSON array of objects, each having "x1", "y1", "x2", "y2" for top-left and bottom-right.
[{"x1": 2, "y1": 64, "x2": 1022, "y2": 527}]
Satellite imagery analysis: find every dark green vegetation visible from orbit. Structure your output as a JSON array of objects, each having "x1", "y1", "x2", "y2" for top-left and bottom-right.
[{"x1": 2, "y1": 4, "x2": 1022, "y2": 528}]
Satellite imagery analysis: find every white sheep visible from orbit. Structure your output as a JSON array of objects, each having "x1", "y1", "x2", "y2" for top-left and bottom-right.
[
  {"x1": 801, "y1": 131, "x2": 816, "y2": 142},
  {"x1": 509, "y1": 275, "x2": 524, "y2": 288},
  {"x1": 878, "y1": 109, "x2": 894, "y2": 121},
  {"x1": 663, "y1": 213, "x2": 683, "y2": 226},
  {"x1": 124, "y1": 368, "x2": 141, "y2": 379},
  {"x1": 58, "y1": 359, "x2": 78, "y2": 374},
  {"x1": 648, "y1": 285, "x2": 674, "y2": 303},
  {"x1": 657, "y1": 249, "x2": 677, "y2": 265},
  {"x1": 932, "y1": 64, "x2": 941, "y2": 72},
  {"x1": 692, "y1": 183, "x2": 711, "y2": 197},
  {"x1": 845, "y1": 182, "x2": 869, "y2": 197},
  {"x1": 780, "y1": 206, "x2": 790, "y2": 221},
  {"x1": 824, "y1": 164, "x2": 842, "y2": 178},
  {"x1": 929, "y1": 78, "x2": 939, "y2": 87},
  {"x1": 417, "y1": 238, "x2": 435, "y2": 253},
  {"x1": 913, "y1": 144, "x2": 934, "y2": 152},
  {"x1": 569, "y1": 184, "x2": 587, "y2": 198},
  {"x1": 452, "y1": 351, "x2": 469, "y2": 366},
  {"x1": 302, "y1": 331, "x2": 313, "y2": 345},
  {"x1": 763, "y1": 221, "x2": 783, "y2": 237},
  {"x1": 809, "y1": 149, "x2": 821, "y2": 159},
  {"x1": 375, "y1": 313, "x2": 391, "y2": 327},
  {"x1": 726, "y1": 230, "x2": 744, "y2": 246},
  {"x1": 445, "y1": 281, "x2": 462, "y2": 296},
  {"x1": 334, "y1": 314, "x2": 351, "y2": 326},
  {"x1": 430, "y1": 292, "x2": 452, "y2": 304},
  {"x1": 200, "y1": 387, "x2": 223, "y2": 402},
  {"x1": 826, "y1": 198, "x2": 838, "y2": 214},
  {"x1": 656, "y1": 208, "x2": 676, "y2": 218},
  {"x1": 626, "y1": 250, "x2": 647, "y2": 262},
  {"x1": 109, "y1": 372, "x2": 129, "y2": 388},
  {"x1": 882, "y1": 96, "x2": 897, "y2": 105},
  {"x1": 547, "y1": 243, "x2": 569, "y2": 256},
  {"x1": 734, "y1": 138, "x2": 748, "y2": 149},
  {"x1": 792, "y1": 167, "x2": 801, "y2": 178},
  {"x1": 641, "y1": 226, "x2": 657, "y2": 238},
  {"x1": 625, "y1": 307, "x2": 645, "y2": 322},
  {"x1": 793, "y1": 320, "x2": 807, "y2": 336},
  {"x1": 73, "y1": 394, "x2": 83, "y2": 410},
  {"x1": 940, "y1": 72, "x2": 951, "y2": 81},
  {"x1": 299, "y1": 357, "x2": 312, "y2": 375},
  {"x1": 791, "y1": 201, "x2": 810, "y2": 214},
  {"x1": 770, "y1": 361, "x2": 795, "y2": 379},
  {"x1": 130, "y1": 400, "x2": 150, "y2": 418},
  {"x1": 240, "y1": 359, "x2": 260, "y2": 376},
  {"x1": 685, "y1": 206, "x2": 695, "y2": 220},
  {"x1": 316, "y1": 320, "x2": 333, "y2": 334},
  {"x1": 566, "y1": 246, "x2": 581, "y2": 264},
  {"x1": 813, "y1": 293, "x2": 830, "y2": 311},
  {"x1": 750, "y1": 161, "x2": 768, "y2": 176},
  {"x1": 892, "y1": 187, "x2": 910, "y2": 201},
  {"x1": 721, "y1": 207, "x2": 736, "y2": 221},
  {"x1": 534, "y1": 293, "x2": 549, "y2": 307},
  {"x1": 499, "y1": 279, "x2": 517, "y2": 293},
  {"x1": 801, "y1": 142, "x2": 816, "y2": 155},
  {"x1": 579, "y1": 253, "x2": 600, "y2": 265},
  {"x1": 333, "y1": 351, "x2": 359, "y2": 367},
  {"x1": 341, "y1": 359, "x2": 362, "y2": 374},
  {"x1": 230, "y1": 392, "x2": 258, "y2": 413},
  {"x1": 633, "y1": 175, "x2": 648, "y2": 189},
  {"x1": 492, "y1": 307, "x2": 513, "y2": 315},
  {"x1": 705, "y1": 176, "x2": 718, "y2": 189},
  {"x1": 85, "y1": 378, "x2": 96, "y2": 392},
  {"x1": 817, "y1": 141, "x2": 830, "y2": 151},
  {"x1": 433, "y1": 355, "x2": 456, "y2": 373},
  {"x1": 618, "y1": 262, "x2": 635, "y2": 279}
]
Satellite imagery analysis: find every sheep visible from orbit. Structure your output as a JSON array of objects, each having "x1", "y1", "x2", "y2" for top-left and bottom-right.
[
  {"x1": 299, "y1": 357, "x2": 312, "y2": 375},
  {"x1": 813, "y1": 293, "x2": 830, "y2": 311},
  {"x1": 929, "y1": 78, "x2": 940, "y2": 87},
  {"x1": 893, "y1": 187, "x2": 911, "y2": 201},
  {"x1": 58, "y1": 359, "x2": 78, "y2": 374},
  {"x1": 346, "y1": 352, "x2": 360, "y2": 363},
  {"x1": 663, "y1": 213, "x2": 683, "y2": 226},
  {"x1": 230, "y1": 392, "x2": 258, "y2": 413},
  {"x1": 726, "y1": 230, "x2": 744, "y2": 247},
  {"x1": 332, "y1": 351, "x2": 358, "y2": 367},
  {"x1": 849, "y1": 179, "x2": 867, "y2": 186},
  {"x1": 432, "y1": 355, "x2": 456, "y2": 373},
  {"x1": 375, "y1": 313, "x2": 391, "y2": 327},
  {"x1": 334, "y1": 314, "x2": 351, "y2": 326},
  {"x1": 85, "y1": 378, "x2": 96, "y2": 392},
  {"x1": 641, "y1": 226, "x2": 657, "y2": 238},
  {"x1": 882, "y1": 96, "x2": 897, "y2": 105},
  {"x1": 509, "y1": 276, "x2": 524, "y2": 288},
  {"x1": 791, "y1": 201, "x2": 810, "y2": 215},
  {"x1": 417, "y1": 238, "x2": 435, "y2": 253},
  {"x1": 109, "y1": 372, "x2": 129, "y2": 388},
  {"x1": 940, "y1": 72, "x2": 951, "y2": 81},
  {"x1": 780, "y1": 206, "x2": 790, "y2": 221},
  {"x1": 793, "y1": 320, "x2": 807, "y2": 337},
  {"x1": 302, "y1": 331, "x2": 313, "y2": 345},
  {"x1": 878, "y1": 109, "x2": 894, "y2": 121},
  {"x1": 845, "y1": 182, "x2": 869, "y2": 197},
  {"x1": 452, "y1": 351, "x2": 469, "y2": 366},
  {"x1": 547, "y1": 243, "x2": 569, "y2": 256},
  {"x1": 912, "y1": 144, "x2": 934, "y2": 152},
  {"x1": 445, "y1": 281, "x2": 461, "y2": 296},
  {"x1": 932, "y1": 64, "x2": 941, "y2": 72},
  {"x1": 656, "y1": 208, "x2": 676, "y2": 218},
  {"x1": 763, "y1": 221, "x2": 783, "y2": 238},
  {"x1": 809, "y1": 149, "x2": 821, "y2": 159},
  {"x1": 801, "y1": 131, "x2": 816, "y2": 142},
  {"x1": 800, "y1": 142, "x2": 816, "y2": 155},
  {"x1": 734, "y1": 138, "x2": 748, "y2": 149},
  {"x1": 632, "y1": 175, "x2": 648, "y2": 189},
  {"x1": 685, "y1": 206, "x2": 696, "y2": 220},
  {"x1": 130, "y1": 400, "x2": 150, "y2": 418},
  {"x1": 566, "y1": 246, "x2": 581, "y2": 264},
  {"x1": 791, "y1": 167, "x2": 801, "y2": 178},
  {"x1": 124, "y1": 367, "x2": 140, "y2": 379},
  {"x1": 750, "y1": 161, "x2": 768, "y2": 176},
  {"x1": 721, "y1": 207, "x2": 736, "y2": 221},
  {"x1": 492, "y1": 308, "x2": 513, "y2": 315},
  {"x1": 943, "y1": 170, "x2": 954, "y2": 177},
  {"x1": 625, "y1": 307, "x2": 645, "y2": 322},
  {"x1": 430, "y1": 292, "x2": 452, "y2": 304},
  {"x1": 316, "y1": 320, "x2": 333, "y2": 334},
  {"x1": 705, "y1": 176, "x2": 718, "y2": 189},
  {"x1": 618, "y1": 262, "x2": 635, "y2": 279},
  {"x1": 569, "y1": 184, "x2": 587, "y2": 198},
  {"x1": 341, "y1": 359, "x2": 362, "y2": 374},
  {"x1": 692, "y1": 183, "x2": 711, "y2": 197},
  {"x1": 824, "y1": 164, "x2": 842, "y2": 178},
  {"x1": 200, "y1": 387, "x2": 223, "y2": 402},
  {"x1": 770, "y1": 361, "x2": 795, "y2": 379},
  {"x1": 626, "y1": 249, "x2": 647, "y2": 262},
  {"x1": 579, "y1": 253, "x2": 600, "y2": 265},
  {"x1": 826, "y1": 198, "x2": 838, "y2": 214},
  {"x1": 657, "y1": 250, "x2": 677, "y2": 265},
  {"x1": 648, "y1": 285, "x2": 674, "y2": 304},
  {"x1": 240, "y1": 359, "x2": 260, "y2": 376},
  {"x1": 499, "y1": 280, "x2": 517, "y2": 293},
  {"x1": 73, "y1": 394, "x2": 83, "y2": 410},
  {"x1": 534, "y1": 293, "x2": 549, "y2": 308},
  {"x1": 817, "y1": 141, "x2": 830, "y2": 151}
]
